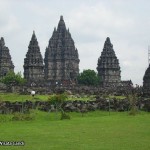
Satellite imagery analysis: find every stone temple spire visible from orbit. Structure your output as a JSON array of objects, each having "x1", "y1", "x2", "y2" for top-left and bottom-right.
[
  {"x1": 57, "y1": 15, "x2": 66, "y2": 32},
  {"x1": 44, "y1": 16, "x2": 80, "y2": 84},
  {"x1": 24, "y1": 31, "x2": 44, "y2": 84},
  {"x1": 143, "y1": 64, "x2": 150, "y2": 95},
  {"x1": 0, "y1": 37, "x2": 5, "y2": 47},
  {"x1": 31, "y1": 30, "x2": 36, "y2": 40},
  {"x1": 97, "y1": 37, "x2": 121, "y2": 86},
  {"x1": 0, "y1": 37, "x2": 14, "y2": 77}
]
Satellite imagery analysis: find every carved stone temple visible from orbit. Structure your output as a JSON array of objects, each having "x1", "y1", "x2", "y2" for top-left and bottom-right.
[
  {"x1": 23, "y1": 31, "x2": 44, "y2": 84},
  {"x1": 143, "y1": 64, "x2": 150, "y2": 95},
  {"x1": 97, "y1": 37, "x2": 121, "y2": 86},
  {"x1": 0, "y1": 37, "x2": 14, "y2": 77},
  {"x1": 44, "y1": 16, "x2": 80, "y2": 85}
]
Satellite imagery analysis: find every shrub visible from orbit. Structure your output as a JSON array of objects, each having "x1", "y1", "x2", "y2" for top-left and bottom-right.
[
  {"x1": 48, "y1": 93, "x2": 70, "y2": 120},
  {"x1": 127, "y1": 94, "x2": 138, "y2": 115},
  {"x1": 0, "y1": 71, "x2": 26, "y2": 85},
  {"x1": 12, "y1": 111, "x2": 35, "y2": 121},
  {"x1": 48, "y1": 93, "x2": 68, "y2": 105},
  {"x1": 60, "y1": 113, "x2": 71, "y2": 120}
]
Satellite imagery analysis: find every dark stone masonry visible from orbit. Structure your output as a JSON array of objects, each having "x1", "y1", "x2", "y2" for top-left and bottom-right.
[
  {"x1": 23, "y1": 31, "x2": 44, "y2": 84},
  {"x1": 143, "y1": 64, "x2": 150, "y2": 96},
  {"x1": 44, "y1": 16, "x2": 80, "y2": 85},
  {"x1": 97, "y1": 37, "x2": 121, "y2": 87},
  {"x1": 0, "y1": 37, "x2": 14, "y2": 77}
]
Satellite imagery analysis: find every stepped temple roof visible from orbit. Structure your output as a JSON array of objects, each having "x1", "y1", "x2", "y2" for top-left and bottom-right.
[
  {"x1": 97, "y1": 37, "x2": 121, "y2": 86},
  {"x1": 0, "y1": 37, "x2": 14, "y2": 77}
]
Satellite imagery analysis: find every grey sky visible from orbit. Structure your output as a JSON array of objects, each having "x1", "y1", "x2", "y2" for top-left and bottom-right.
[{"x1": 0, "y1": 0, "x2": 150, "y2": 85}]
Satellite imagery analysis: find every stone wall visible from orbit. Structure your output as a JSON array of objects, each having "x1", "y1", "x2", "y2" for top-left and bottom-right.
[
  {"x1": 0, "y1": 97, "x2": 150, "y2": 114},
  {"x1": 2, "y1": 84, "x2": 143, "y2": 97}
]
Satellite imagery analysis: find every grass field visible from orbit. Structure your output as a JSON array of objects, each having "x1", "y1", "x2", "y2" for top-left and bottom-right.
[
  {"x1": 0, "y1": 111, "x2": 150, "y2": 150},
  {"x1": 0, "y1": 93, "x2": 48, "y2": 101},
  {"x1": 0, "y1": 93, "x2": 95, "y2": 102}
]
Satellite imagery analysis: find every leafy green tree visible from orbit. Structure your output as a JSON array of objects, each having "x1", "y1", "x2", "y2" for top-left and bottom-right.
[
  {"x1": 77, "y1": 69, "x2": 100, "y2": 86},
  {"x1": 0, "y1": 71, "x2": 26, "y2": 85}
]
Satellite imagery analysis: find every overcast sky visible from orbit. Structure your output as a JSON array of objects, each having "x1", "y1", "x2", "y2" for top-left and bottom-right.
[{"x1": 0, "y1": 0, "x2": 150, "y2": 85}]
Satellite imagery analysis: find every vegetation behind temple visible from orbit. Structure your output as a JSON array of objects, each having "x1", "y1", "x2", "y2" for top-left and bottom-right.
[
  {"x1": 0, "y1": 71, "x2": 26, "y2": 85},
  {"x1": 77, "y1": 69, "x2": 100, "y2": 86},
  {"x1": 0, "y1": 69, "x2": 101, "y2": 86}
]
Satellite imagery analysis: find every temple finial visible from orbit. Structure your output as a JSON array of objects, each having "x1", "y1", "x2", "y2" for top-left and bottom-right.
[
  {"x1": 32, "y1": 30, "x2": 37, "y2": 40},
  {"x1": 57, "y1": 15, "x2": 66, "y2": 31},
  {"x1": 0, "y1": 37, "x2": 5, "y2": 46},
  {"x1": 106, "y1": 37, "x2": 110, "y2": 42},
  {"x1": 60, "y1": 15, "x2": 63, "y2": 20}
]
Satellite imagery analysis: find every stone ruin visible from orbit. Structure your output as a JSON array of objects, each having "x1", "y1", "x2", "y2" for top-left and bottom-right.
[
  {"x1": 0, "y1": 95, "x2": 150, "y2": 114},
  {"x1": 143, "y1": 64, "x2": 150, "y2": 96},
  {"x1": 0, "y1": 37, "x2": 14, "y2": 77},
  {"x1": 0, "y1": 16, "x2": 149, "y2": 96},
  {"x1": 44, "y1": 16, "x2": 80, "y2": 85},
  {"x1": 97, "y1": 37, "x2": 121, "y2": 87},
  {"x1": 24, "y1": 31, "x2": 44, "y2": 85},
  {"x1": 23, "y1": 16, "x2": 80, "y2": 86}
]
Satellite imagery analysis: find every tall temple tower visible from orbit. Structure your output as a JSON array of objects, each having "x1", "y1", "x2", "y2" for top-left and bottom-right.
[
  {"x1": 143, "y1": 48, "x2": 150, "y2": 96},
  {"x1": 24, "y1": 31, "x2": 44, "y2": 84},
  {"x1": 143, "y1": 64, "x2": 150, "y2": 95},
  {"x1": 44, "y1": 16, "x2": 80, "y2": 84},
  {"x1": 0, "y1": 37, "x2": 14, "y2": 77},
  {"x1": 97, "y1": 37, "x2": 121, "y2": 86}
]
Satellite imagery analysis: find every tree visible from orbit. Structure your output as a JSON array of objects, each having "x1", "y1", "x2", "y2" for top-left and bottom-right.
[
  {"x1": 0, "y1": 71, "x2": 26, "y2": 85},
  {"x1": 48, "y1": 93, "x2": 70, "y2": 120},
  {"x1": 126, "y1": 90, "x2": 138, "y2": 115},
  {"x1": 77, "y1": 69, "x2": 100, "y2": 86}
]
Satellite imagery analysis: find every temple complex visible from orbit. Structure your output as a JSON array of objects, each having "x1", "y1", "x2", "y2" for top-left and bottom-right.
[
  {"x1": 0, "y1": 17, "x2": 146, "y2": 90},
  {"x1": 44, "y1": 16, "x2": 79, "y2": 85},
  {"x1": 97, "y1": 37, "x2": 121, "y2": 87},
  {"x1": 23, "y1": 31, "x2": 44, "y2": 84},
  {"x1": 0, "y1": 37, "x2": 14, "y2": 77}
]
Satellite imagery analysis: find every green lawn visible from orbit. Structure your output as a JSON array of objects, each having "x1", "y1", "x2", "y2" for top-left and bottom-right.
[
  {"x1": 108, "y1": 95, "x2": 126, "y2": 100},
  {"x1": 0, "y1": 111, "x2": 150, "y2": 150},
  {"x1": 0, "y1": 93, "x2": 94, "y2": 102},
  {"x1": 0, "y1": 93, "x2": 49, "y2": 102}
]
